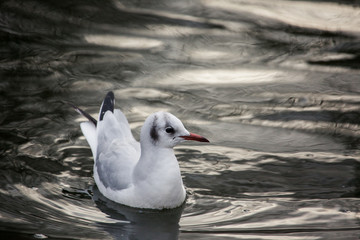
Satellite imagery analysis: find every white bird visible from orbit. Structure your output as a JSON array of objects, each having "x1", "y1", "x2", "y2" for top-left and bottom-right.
[{"x1": 71, "y1": 91, "x2": 209, "y2": 209}]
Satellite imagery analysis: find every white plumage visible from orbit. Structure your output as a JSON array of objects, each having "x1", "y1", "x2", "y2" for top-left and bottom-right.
[{"x1": 73, "y1": 91, "x2": 209, "y2": 209}]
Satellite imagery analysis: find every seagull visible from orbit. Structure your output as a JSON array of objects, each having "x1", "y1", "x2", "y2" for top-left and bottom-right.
[{"x1": 71, "y1": 91, "x2": 209, "y2": 209}]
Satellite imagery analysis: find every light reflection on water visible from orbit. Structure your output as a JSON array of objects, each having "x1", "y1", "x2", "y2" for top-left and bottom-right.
[{"x1": 0, "y1": 0, "x2": 360, "y2": 239}]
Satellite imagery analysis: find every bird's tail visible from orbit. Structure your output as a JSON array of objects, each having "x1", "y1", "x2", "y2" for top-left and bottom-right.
[
  {"x1": 67, "y1": 101, "x2": 98, "y2": 159},
  {"x1": 67, "y1": 91, "x2": 117, "y2": 160}
]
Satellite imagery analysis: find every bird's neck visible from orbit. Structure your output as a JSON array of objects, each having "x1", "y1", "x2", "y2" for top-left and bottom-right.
[
  {"x1": 134, "y1": 143, "x2": 184, "y2": 188},
  {"x1": 132, "y1": 143, "x2": 186, "y2": 208},
  {"x1": 136, "y1": 144, "x2": 179, "y2": 177}
]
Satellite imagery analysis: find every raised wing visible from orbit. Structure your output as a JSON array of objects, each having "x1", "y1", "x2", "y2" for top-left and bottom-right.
[
  {"x1": 72, "y1": 91, "x2": 140, "y2": 190},
  {"x1": 95, "y1": 92, "x2": 140, "y2": 190}
]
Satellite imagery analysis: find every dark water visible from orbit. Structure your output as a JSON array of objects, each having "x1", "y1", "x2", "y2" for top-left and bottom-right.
[{"x1": 1, "y1": 0, "x2": 360, "y2": 239}]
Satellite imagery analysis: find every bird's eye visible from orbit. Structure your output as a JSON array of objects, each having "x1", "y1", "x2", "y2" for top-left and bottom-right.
[{"x1": 165, "y1": 127, "x2": 174, "y2": 134}]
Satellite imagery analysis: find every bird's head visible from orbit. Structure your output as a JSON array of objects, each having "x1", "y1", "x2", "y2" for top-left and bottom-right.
[{"x1": 141, "y1": 111, "x2": 209, "y2": 148}]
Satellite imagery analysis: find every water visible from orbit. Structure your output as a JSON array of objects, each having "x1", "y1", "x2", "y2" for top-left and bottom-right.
[{"x1": 1, "y1": 0, "x2": 360, "y2": 239}]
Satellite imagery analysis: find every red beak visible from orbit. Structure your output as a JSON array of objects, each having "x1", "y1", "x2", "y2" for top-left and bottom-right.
[{"x1": 180, "y1": 133, "x2": 209, "y2": 142}]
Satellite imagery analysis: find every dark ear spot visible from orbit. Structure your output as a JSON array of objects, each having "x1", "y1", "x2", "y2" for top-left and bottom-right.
[
  {"x1": 150, "y1": 116, "x2": 158, "y2": 143},
  {"x1": 150, "y1": 125, "x2": 158, "y2": 142}
]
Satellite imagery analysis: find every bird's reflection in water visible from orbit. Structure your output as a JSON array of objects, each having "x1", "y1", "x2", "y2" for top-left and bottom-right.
[{"x1": 92, "y1": 186, "x2": 184, "y2": 240}]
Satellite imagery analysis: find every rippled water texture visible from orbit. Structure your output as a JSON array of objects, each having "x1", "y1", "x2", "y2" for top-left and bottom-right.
[{"x1": 1, "y1": 0, "x2": 360, "y2": 239}]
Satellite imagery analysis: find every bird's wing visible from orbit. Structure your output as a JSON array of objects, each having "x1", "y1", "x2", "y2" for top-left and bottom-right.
[
  {"x1": 96, "y1": 92, "x2": 140, "y2": 156},
  {"x1": 94, "y1": 92, "x2": 140, "y2": 190},
  {"x1": 72, "y1": 91, "x2": 140, "y2": 190}
]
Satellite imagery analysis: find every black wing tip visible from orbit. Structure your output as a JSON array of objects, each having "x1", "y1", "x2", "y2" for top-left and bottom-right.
[
  {"x1": 106, "y1": 91, "x2": 114, "y2": 98},
  {"x1": 65, "y1": 101, "x2": 97, "y2": 126},
  {"x1": 99, "y1": 91, "x2": 115, "y2": 121}
]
